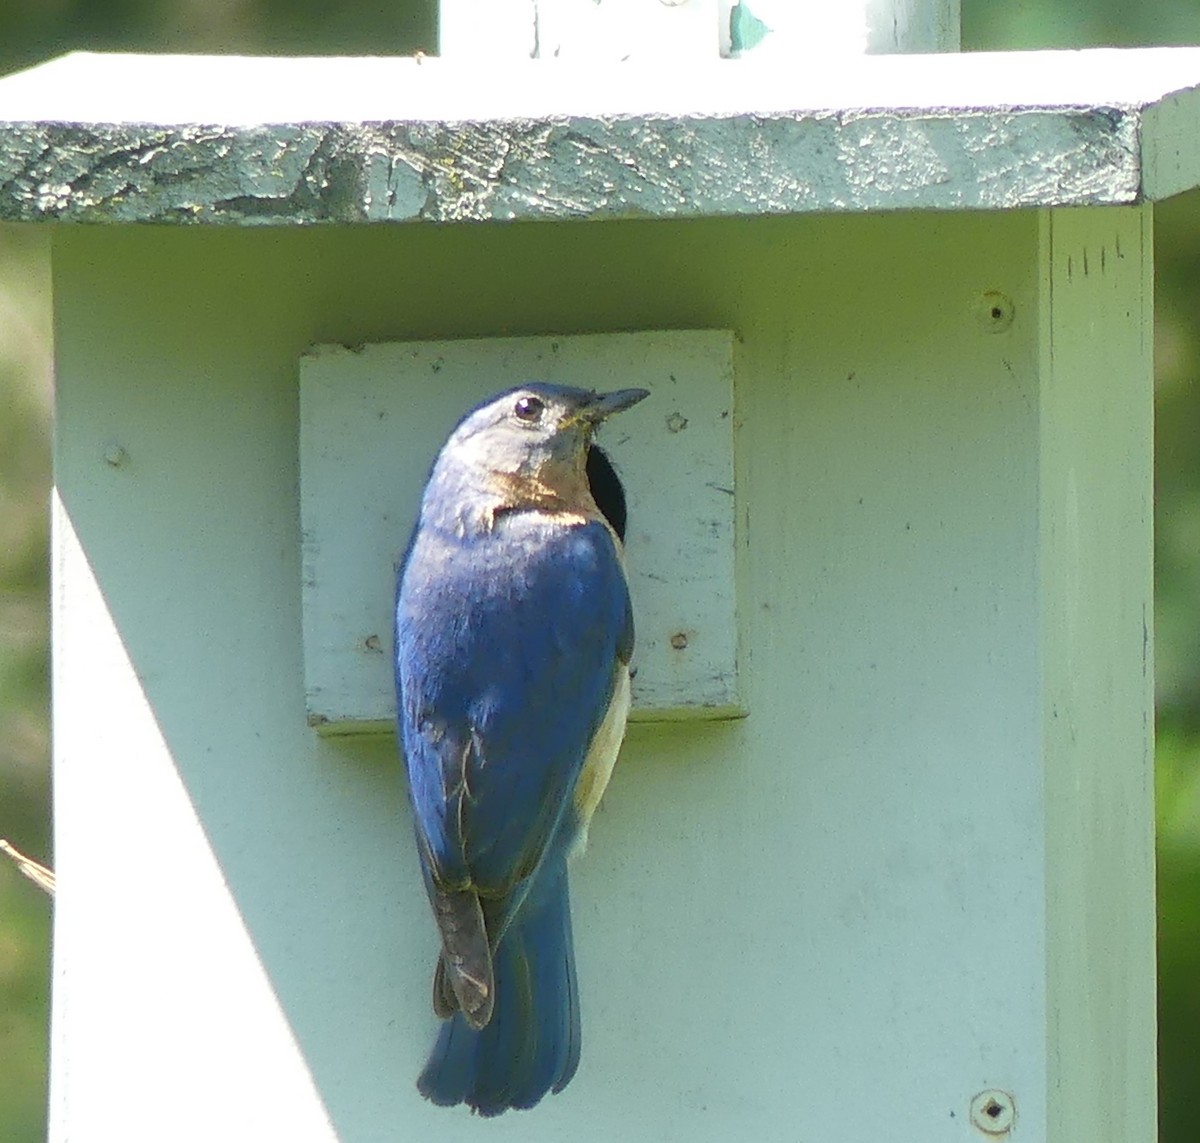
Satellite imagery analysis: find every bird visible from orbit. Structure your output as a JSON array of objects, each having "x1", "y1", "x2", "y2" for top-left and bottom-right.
[{"x1": 394, "y1": 381, "x2": 649, "y2": 1115}]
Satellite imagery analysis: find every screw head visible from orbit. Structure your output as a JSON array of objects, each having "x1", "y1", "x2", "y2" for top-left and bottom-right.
[
  {"x1": 975, "y1": 290, "x2": 1015, "y2": 333},
  {"x1": 969, "y1": 1089, "x2": 1015, "y2": 1135}
]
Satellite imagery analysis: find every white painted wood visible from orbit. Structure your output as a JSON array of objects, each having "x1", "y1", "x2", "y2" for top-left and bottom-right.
[
  {"x1": 1141, "y1": 86, "x2": 1200, "y2": 202},
  {"x1": 440, "y1": 0, "x2": 955, "y2": 60},
  {"x1": 4, "y1": 46, "x2": 1199, "y2": 124},
  {"x1": 441, "y1": 0, "x2": 721, "y2": 61},
  {"x1": 50, "y1": 495, "x2": 340, "y2": 1142},
  {"x1": 439, "y1": 0, "x2": 537, "y2": 59},
  {"x1": 47, "y1": 201, "x2": 1154, "y2": 1142},
  {"x1": 299, "y1": 332, "x2": 741, "y2": 732},
  {"x1": 719, "y1": 1, "x2": 959, "y2": 57},
  {"x1": 1039, "y1": 205, "x2": 1157, "y2": 1140},
  {"x1": 864, "y1": 0, "x2": 960, "y2": 52},
  {"x1": 5, "y1": 49, "x2": 1200, "y2": 225},
  {"x1": 720, "y1": 0, "x2": 869, "y2": 55},
  {"x1": 535, "y1": 0, "x2": 721, "y2": 61}
]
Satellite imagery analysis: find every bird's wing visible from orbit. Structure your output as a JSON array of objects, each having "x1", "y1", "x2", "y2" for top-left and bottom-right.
[{"x1": 396, "y1": 516, "x2": 631, "y2": 900}]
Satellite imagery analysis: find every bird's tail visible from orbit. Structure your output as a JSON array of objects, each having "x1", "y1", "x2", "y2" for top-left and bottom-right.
[{"x1": 417, "y1": 861, "x2": 580, "y2": 1116}]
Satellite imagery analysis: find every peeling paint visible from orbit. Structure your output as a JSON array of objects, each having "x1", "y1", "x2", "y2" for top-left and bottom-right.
[
  {"x1": 0, "y1": 105, "x2": 1144, "y2": 226},
  {"x1": 729, "y1": 3, "x2": 771, "y2": 54}
]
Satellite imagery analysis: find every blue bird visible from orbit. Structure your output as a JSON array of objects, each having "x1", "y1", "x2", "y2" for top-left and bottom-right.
[{"x1": 394, "y1": 382, "x2": 649, "y2": 1115}]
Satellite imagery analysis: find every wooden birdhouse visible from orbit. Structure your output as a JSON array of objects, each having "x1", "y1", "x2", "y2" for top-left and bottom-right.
[{"x1": 0, "y1": 0, "x2": 1184, "y2": 1137}]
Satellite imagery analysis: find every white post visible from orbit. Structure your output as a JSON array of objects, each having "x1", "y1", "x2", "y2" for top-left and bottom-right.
[
  {"x1": 721, "y1": 0, "x2": 959, "y2": 56},
  {"x1": 438, "y1": 0, "x2": 960, "y2": 60},
  {"x1": 865, "y1": 0, "x2": 960, "y2": 52},
  {"x1": 439, "y1": 0, "x2": 723, "y2": 61}
]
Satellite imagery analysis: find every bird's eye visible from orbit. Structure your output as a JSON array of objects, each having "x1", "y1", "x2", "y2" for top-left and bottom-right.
[{"x1": 513, "y1": 395, "x2": 545, "y2": 423}]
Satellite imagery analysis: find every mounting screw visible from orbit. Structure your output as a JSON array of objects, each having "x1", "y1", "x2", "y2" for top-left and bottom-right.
[
  {"x1": 976, "y1": 290, "x2": 1015, "y2": 333},
  {"x1": 669, "y1": 632, "x2": 689, "y2": 650},
  {"x1": 969, "y1": 1090, "x2": 1015, "y2": 1135},
  {"x1": 103, "y1": 443, "x2": 128, "y2": 467}
]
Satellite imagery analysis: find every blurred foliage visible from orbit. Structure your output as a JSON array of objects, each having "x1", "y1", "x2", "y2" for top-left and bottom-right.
[
  {"x1": 1155, "y1": 716, "x2": 1200, "y2": 1143},
  {"x1": 0, "y1": 221, "x2": 51, "y2": 1143},
  {"x1": 1, "y1": 3, "x2": 1200, "y2": 1141},
  {"x1": 0, "y1": 1, "x2": 436, "y2": 77},
  {"x1": 966, "y1": 0, "x2": 1200, "y2": 50}
]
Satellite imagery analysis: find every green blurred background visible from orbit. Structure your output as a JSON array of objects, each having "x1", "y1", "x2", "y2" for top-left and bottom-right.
[{"x1": 1, "y1": 3, "x2": 1198, "y2": 1139}]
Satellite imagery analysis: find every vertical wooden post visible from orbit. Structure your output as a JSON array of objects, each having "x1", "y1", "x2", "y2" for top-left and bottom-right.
[
  {"x1": 864, "y1": 0, "x2": 960, "y2": 51},
  {"x1": 439, "y1": 0, "x2": 722, "y2": 61},
  {"x1": 721, "y1": 0, "x2": 959, "y2": 56},
  {"x1": 439, "y1": 0, "x2": 960, "y2": 60},
  {"x1": 1040, "y1": 205, "x2": 1157, "y2": 1141}
]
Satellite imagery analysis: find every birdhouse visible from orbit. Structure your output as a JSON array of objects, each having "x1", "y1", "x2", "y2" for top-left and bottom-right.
[{"x1": 1, "y1": 0, "x2": 1187, "y2": 1136}]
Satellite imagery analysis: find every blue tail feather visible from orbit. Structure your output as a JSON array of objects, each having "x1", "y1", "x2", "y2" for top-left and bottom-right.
[{"x1": 417, "y1": 862, "x2": 580, "y2": 1116}]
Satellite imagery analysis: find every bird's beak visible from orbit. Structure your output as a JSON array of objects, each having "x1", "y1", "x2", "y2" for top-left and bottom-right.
[{"x1": 578, "y1": 388, "x2": 650, "y2": 424}]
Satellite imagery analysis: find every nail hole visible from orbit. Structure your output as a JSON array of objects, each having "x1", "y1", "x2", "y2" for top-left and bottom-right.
[{"x1": 977, "y1": 291, "x2": 1015, "y2": 333}]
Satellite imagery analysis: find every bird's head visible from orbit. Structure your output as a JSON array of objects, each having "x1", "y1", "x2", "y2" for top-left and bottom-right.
[
  {"x1": 446, "y1": 383, "x2": 647, "y2": 475},
  {"x1": 434, "y1": 382, "x2": 647, "y2": 486},
  {"x1": 425, "y1": 382, "x2": 648, "y2": 534}
]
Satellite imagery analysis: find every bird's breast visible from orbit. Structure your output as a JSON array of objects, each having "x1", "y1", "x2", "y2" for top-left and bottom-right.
[{"x1": 569, "y1": 663, "x2": 632, "y2": 858}]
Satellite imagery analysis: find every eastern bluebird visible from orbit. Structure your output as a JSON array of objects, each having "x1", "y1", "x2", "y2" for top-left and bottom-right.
[{"x1": 394, "y1": 382, "x2": 648, "y2": 1115}]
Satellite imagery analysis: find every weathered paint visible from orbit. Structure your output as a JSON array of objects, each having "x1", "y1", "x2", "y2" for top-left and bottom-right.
[
  {"x1": 727, "y1": 3, "x2": 772, "y2": 55},
  {"x1": 4, "y1": 49, "x2": 1200, "y2": 224},
  {"x1": 0, "y1": 109, "x2": 1148, "y2": 226}
]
